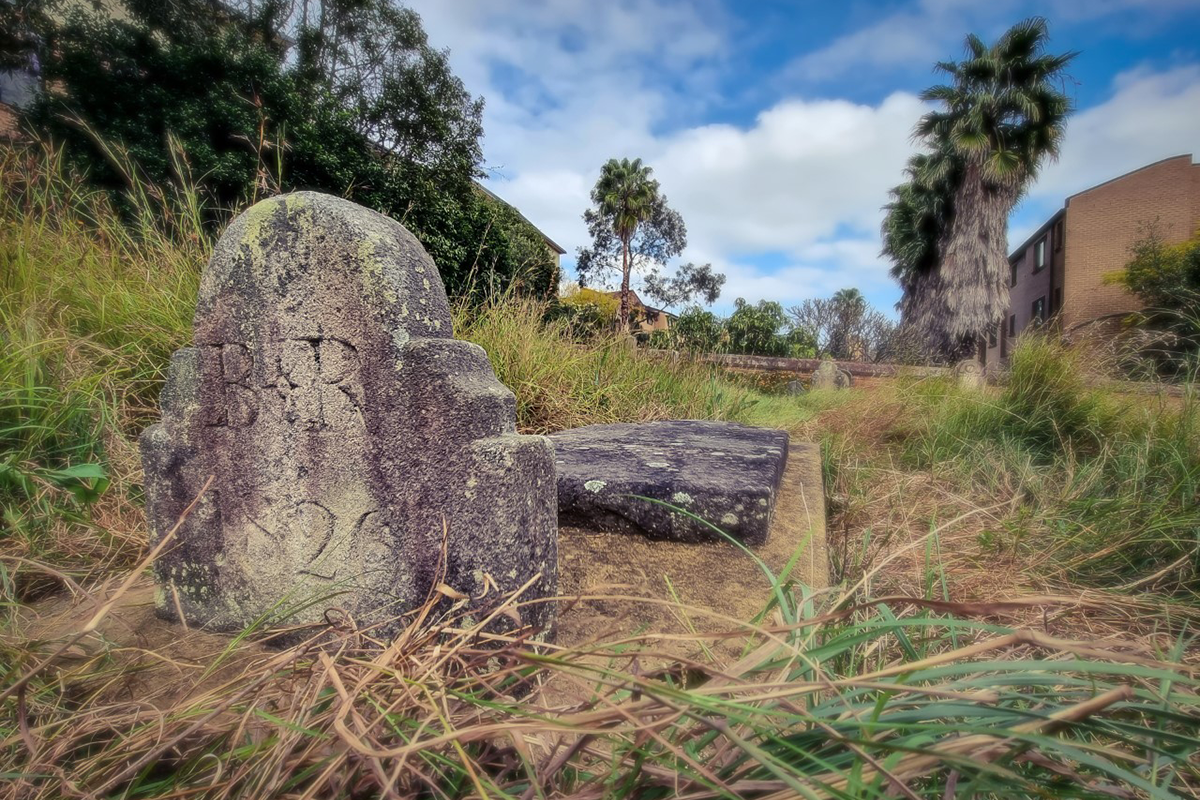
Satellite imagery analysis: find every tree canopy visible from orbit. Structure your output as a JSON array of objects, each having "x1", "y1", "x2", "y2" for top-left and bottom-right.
[{"x1": 17, "y1": 0, "x2": 558, "y2": 301}]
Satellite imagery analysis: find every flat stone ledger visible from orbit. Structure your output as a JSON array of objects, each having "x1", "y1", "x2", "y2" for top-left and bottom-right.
[
  {"x1": 548, "y1": 420, "x2": 788, "y2": 544},
  {"x1": 140, "y1": 192, "x2": 557, "y2": 641}
]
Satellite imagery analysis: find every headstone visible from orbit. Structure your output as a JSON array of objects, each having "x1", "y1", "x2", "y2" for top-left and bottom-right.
[
  {"x1": 549, "y1": 420, "x2": 788, "y2": 545},
  {"x1": 953, "y1": 359, "x2": 984, "y2": 389},
  {"x1": 140, "y1": 192, "x2": 558, "y2": 641},
  {"x1": 810, "y1": 359, "x2": 852, "y2": 390},
  {"x1": 785, "y1": 379, "x2": 805, "y2": 395}
]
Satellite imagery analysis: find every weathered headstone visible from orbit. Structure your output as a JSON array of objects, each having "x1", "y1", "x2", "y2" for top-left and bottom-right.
[
  {"x1": 549, "y1": 420, "x2": 789, "y2": 545},
  {"x1": 785, "y1": 379, "x2": 805, "y2": 396},
  {"x1": 140, "y1": 192, "x2": 557, "y2": 641},
  {"x1": 810, "y1": 359, "x2": 852, "y2": 390},
  {"x1": 953, "y1": 359, "x2": 984, "y2": 389}
]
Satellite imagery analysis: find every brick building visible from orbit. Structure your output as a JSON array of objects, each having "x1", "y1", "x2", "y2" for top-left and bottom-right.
[{"x1": 985, "y1": 154, "x2": 1200, "y2": 365}]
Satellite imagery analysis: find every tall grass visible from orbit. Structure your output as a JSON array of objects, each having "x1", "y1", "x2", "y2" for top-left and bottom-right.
[
  {"x1": 0, "y1": 141, "x2": 203, "y2": 585},
  {"x1": 897, "y1": 335, "x2": 1200, "y2": 594},
  {"x1": 454, "y1": 295, "x2": 814, "y2": 433}
]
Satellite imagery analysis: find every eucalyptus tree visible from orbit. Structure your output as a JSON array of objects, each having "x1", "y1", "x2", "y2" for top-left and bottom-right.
[{"x1": 884, "y1": 18, "x2": 1075, "y2": 359}]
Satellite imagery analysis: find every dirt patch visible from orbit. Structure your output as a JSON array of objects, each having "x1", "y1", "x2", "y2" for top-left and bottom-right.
[{"x1": 12, "y1": 579, "x2": 270, "y2": 709}]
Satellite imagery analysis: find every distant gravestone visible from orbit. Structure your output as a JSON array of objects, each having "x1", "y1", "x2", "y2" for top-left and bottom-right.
[
  {"x1": 953, "y1": 359, "x2": 984, "y2": 389},
  {"x1": 140, "y1": 192, "x2": 557, "y2": 641},
  {"x1": 785, "y1": 379, "x2": 805, "y2": 396},
  {"x1": 810, "y1": 360, "x2": 852, "y2": 390}
]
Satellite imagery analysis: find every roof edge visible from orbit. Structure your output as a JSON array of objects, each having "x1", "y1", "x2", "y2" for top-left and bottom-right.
[
  {"x1": 1065, "y1": 153, "x2": 1196, "y2": 206},
  {"x1": 474, "y1": 181, "x2": 566, "y2": 254},
  {"x1": 1008, "y1": 207, "x2": 1065, "y2": 262}
]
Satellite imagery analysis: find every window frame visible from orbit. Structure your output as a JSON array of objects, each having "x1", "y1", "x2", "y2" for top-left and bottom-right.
[
  {"x1": 1033, "y1": 237, "x2": 1047, "y2": 273},
  {"x1": 1031, "y1": 296, "x2": 1046, "y2": 325}
]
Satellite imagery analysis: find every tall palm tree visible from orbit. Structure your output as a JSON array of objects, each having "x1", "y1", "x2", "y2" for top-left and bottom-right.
[
  {"x1": 592, "y1": 157, "x2": 659, "y2": 332},
  {"x1": 897, "y1": 18, "x2": 1074, "y2": 359}
]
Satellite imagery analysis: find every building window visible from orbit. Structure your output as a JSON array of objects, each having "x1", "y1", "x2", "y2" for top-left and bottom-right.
[
  {"x1": 1009, "y1": 315, "x2": 1016, "y2": 337},
  {"x1": 1032, "y1": 296, "x2": 1046, "y2": 325},
  {"x1": 1034, "y1": 237, "x2": 1046, "y2": 272},
  {"x1": 1010, "y1": 258, "x2": 1019, "y2": 287},
  {"x1": 1000, "y1": 323, "x2": 1008, "y2": 358},
  {"x1": 988, "y1": 327, "x2": 997, "y2": 348},
  {"x1": 1053, "y1": 219, "x2": 1064, "y2": 252}
]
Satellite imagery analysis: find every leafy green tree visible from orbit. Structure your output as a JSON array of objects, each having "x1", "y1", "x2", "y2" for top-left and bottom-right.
[
  {"x1": 725, "y1": 298, "x2": 791, "y2": 357},
  {"x1": 577, "y1": 159, "x2": 723, "y2": 331},
  {"x1": 22, "y1": 0, "x2": 556, "y2": 300},
  {"x1": 671, "y1": 306, "x2": 725, "y2": 353},
  {"x1": 1120, "y1": 223, "x2": 1200, "y2": 313},
  {"x1": 884, "y1": 18, "x2": 1075, "y2": 360},
  {"x1": 1114, "y1": 223, "x2": 1200, "y2": 370}
]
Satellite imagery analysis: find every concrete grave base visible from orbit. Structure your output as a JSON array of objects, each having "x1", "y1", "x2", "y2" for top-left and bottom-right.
[{"x1": 553, "y1": 441, "x2": 828, "y2": 652}]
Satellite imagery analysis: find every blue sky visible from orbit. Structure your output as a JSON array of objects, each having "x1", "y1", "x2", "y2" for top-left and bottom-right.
[{"x1": 409, "y1": 0, "x2": 1200, "y2": 316}]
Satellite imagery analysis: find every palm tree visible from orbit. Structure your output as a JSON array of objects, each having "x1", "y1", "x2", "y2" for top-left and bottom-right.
[
  {"x1": 592, "y1": 157, "x2": 659, "y2": 332},
  {"x1": 895, "y1": 18, "x2": 1074, "y2": 359}
]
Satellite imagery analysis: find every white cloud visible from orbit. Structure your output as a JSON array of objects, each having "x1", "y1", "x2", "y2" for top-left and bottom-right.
[
  {"x1": 1031, "y1": 65, "x2": 1200, "y2": 201},
  {"x1": 407, "y1": 0, "x2": 1200, "y2": 318},
  {"x1": 654, "y1": 92, "x2": 926, "y2": 256},
  {"x1": 782, "y1": 0, "x2": 1020, "y2": 84}
]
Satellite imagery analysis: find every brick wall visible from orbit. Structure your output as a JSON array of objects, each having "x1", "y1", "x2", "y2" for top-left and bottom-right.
[
  {"x1": 984, "y1": 210, "x2": 1063, "y2": 366},
  {"x1": 1062, "y1": 155, "x2": 1200, "y2": 330}
]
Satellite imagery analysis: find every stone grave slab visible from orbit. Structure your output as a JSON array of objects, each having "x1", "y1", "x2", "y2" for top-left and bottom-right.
[
  {"x1": 140, "y1": 192, "x2": 557, "y2": 641},
  {"x1": 551, "y1": 440, "x2": 828, "y2": 668},
  {"x1": 548, "y1": 420, "x2": 788, "y2": 545}
]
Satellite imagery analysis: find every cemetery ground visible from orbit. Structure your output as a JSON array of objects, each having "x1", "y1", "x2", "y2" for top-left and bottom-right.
[{"x1": 2, "y1": 144, "x2": 1199, "y2": 797}]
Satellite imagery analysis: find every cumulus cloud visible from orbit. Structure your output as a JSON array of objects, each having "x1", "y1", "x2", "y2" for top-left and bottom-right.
[
  {"x1": 1032, "y1": 65, "x2": 1200, "y2": 200},
  {"x1": 408, "y1": 0, "x2": 1200, "y2": 315}
]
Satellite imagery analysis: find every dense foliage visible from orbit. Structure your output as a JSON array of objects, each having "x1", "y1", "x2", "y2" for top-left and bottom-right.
[
  {"x1": 17, "y1": 0, "x2": 558, "y2": 301},
  {"x1": 1111, "y1": 223, "x2": 1200, "y2": 373},
  {"x1": 1120, "y1": 224, "x2": 1200, "y2": 318}
]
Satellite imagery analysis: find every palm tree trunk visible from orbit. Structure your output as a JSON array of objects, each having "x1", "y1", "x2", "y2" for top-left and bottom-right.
[
  {"x1": 618, "y1": 237, "x2": 631, "y2": 333},
  {"x1": 934, "y1": 155, "x2": 1020, "y2": 360}
]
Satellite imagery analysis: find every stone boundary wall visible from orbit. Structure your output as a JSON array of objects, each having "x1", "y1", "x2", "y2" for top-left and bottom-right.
[
  {"x1": 649, "y1": 349, "x2": 1187, "y2": 397},
  {"x1": 648, "y1": 350, "x2": 948, "y2": 379}
]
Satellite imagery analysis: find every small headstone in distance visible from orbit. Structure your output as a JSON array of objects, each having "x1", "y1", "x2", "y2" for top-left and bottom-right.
[
  {"x1": 810, "y1": 359, "x2": 852, "y2": 390},
  {"x1": 140, "y1": 192, "x2": 558, "y2": 642},
  {"x1": 785, "y1": 379, "x2": 805, "y2": 395},
  {"x1": 953, "y1": 359, "x2": 984, "y2": 389}
]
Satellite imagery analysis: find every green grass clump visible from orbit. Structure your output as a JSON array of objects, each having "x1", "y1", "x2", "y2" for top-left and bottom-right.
[
  {"x1": 454, "y1": 294, "x2": 814, "y2": 433},
  {"x1": 899, "y1": 335, "x2": 1200, "y2": 594},
  {"x1": 0, "y1": 141, "x2": 202, "y2": 584}
]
